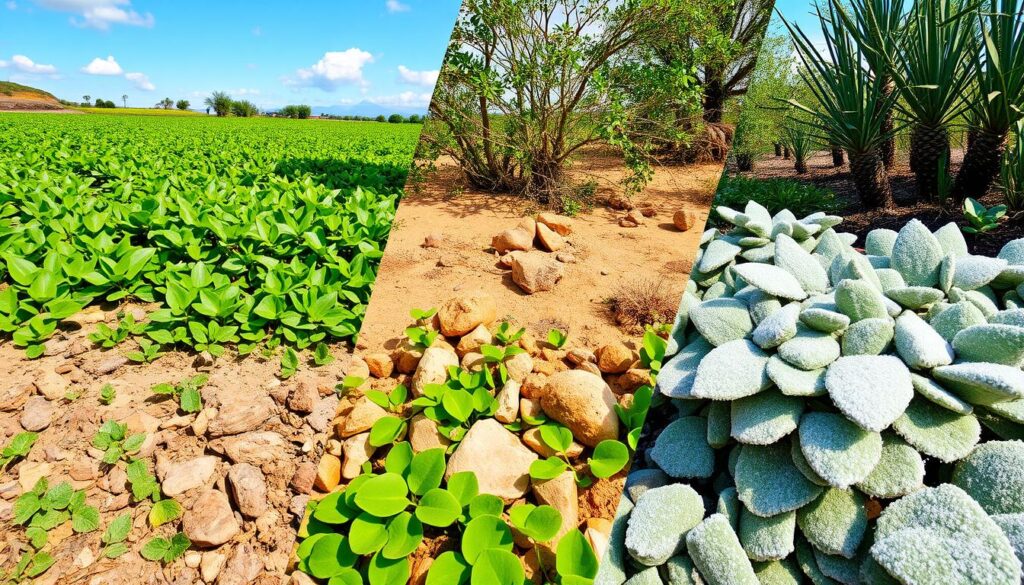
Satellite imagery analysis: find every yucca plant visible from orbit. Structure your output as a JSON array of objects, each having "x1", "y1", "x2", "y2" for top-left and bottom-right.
[
  {"x1": 1000, "y1": 119, "x2": 1024, "y2": 211},
  {"x1": 953, "y1": 0, "x2": 1024, "y2": 201},
  {"x1": 782, "y1": 121, "x2": 816, "y2": 173},
  {"x1": 889, "y1": 0, "x2": 977, "y2": 201},
  {"x1": 782, "y1": 1, "x2": 900, "y2": 209},
  {"x1": 835, "y1": 0, "x2": 907, "y2": 169}
]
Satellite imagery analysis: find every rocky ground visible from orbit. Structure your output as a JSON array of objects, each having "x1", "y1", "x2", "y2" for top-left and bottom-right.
[
  {"x1": 0, "y1": 304, "x2": 369, "y2": 584},
  {"x1": 295, "y1": 290, "x2": 662, "y2": 583}
]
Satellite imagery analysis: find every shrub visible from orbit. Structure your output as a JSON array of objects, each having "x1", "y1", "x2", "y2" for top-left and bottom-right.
[
  {"x1": 610, "y1": 279, "x2": 679, "y2": 330},
  {"x1": 713, "y1": 176, "x2": 838, "y2": 219},
  {"x1": 600, "y1": 200, "x2": 1024, "y2": 583}
]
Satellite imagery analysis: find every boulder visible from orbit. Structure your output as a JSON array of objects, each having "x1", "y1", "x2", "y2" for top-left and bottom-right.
[
  {"x1": 540, "y1": 370, "x2": 619, "y2": 446},
  {"x1": 438, "y1": 293, "x2": 497, "y2": 336},
  {"x1": 412, "y1": 346, "x2": 459, "y2": 396},
  {"x1": 444, "y1": 419, "x2": 538, "y2": 500},
  {"x1": 512, "y1": 252, "x2": 565, "y2": 294},
  {"x1": 492, "y1": 227, "x2": 533, "y2": 254},
  {"x1": 537, "y1": 213, "x2": 573, "y2": 235},
  {"x1": 537, "y1": 223, "x2": 566, "y2": 252}
]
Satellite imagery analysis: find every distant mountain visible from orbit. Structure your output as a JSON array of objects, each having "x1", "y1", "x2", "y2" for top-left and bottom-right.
[{"x1": 312, "y1": 101, "x2": 427, "y2": 118}]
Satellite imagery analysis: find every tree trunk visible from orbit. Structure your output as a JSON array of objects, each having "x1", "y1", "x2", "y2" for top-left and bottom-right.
[
  {"x1": 737, "y1": 153, "x2": 754, "y2": 172},
  {"x1": 880, "y1": 80, "x2": 896, "y2": 169},
  {"x1": 774, "y1": 143, "x2": 783, "y2": 157},
  {"x1": 831, "y1": 146, "x2": 845, "y2": 167},
  {"x1": 703, "y1": 67, "x2": 725, "y2": 124},
  {"x1": 783, "y1": 146, "x2": 791, "y2": 160},
  {"x1": 850, "y1": 150, "x2": 895, "y2": 210},
  {"x1": 795, "y1": 158, "x2": 807, "y2": 174},
  {"x1": 909, "y1": 124, "x2": 950, "y2": 202},
  {"x1": 953, "y1": 128, "x2": 1008, "y2": 203}
]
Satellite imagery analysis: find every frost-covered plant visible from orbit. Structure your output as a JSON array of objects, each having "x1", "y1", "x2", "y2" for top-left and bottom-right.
[{"x1": 597, "y1": 200, "x2": 1024, "y2": 585}]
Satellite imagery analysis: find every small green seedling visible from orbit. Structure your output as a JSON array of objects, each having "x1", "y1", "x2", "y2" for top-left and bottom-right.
[
  {"x1": 313, "y1": 342, "x2": 335, "y2": 366},
  {"x1": 410, "y1": 307, "x2": 437, "y2": 321},
  {"x1": 280, "y1": 347, "x2": 299, "y2": 379},
  {"x1": 14, "y1": 478, "x2": 100, "y2": 536},
  {"x1": 1, "y1": 432, "x2": 38, "y2": 471},
  {"x1": 92, "y1": 420, "x2": 146, "y2": 464},
  {"x1": 493, "y1": 321, "x2": 526, "y2": 345},
  {"x1": 336, "y1": 375, "x2": 366, "y2": 397},
  {"x1": 963, "y1": 197, "x2": 1007, "y2": 234},
  {"x1": 127, "y1": 338, "x2": 163, "y2": 363},
  {"x1": 100, "y1": 513, "x2": 132, "y2": 559},
  {"x1": 99, "y1": 384, "x2": 116, "y2": 406},
  {"x1": 547, "y1": 328, "x2": 568, "y2": 349},
  {"x1": 406, "y1": 325, "x2": 439, "y2": 350},
  {"x1": 124, "y1": 459, "x2": 181, "y2": 527},
  {"x1": 151, "y1": 375, "x2": 207, "y2": 414},
  {"x1": 141, "y1": 533, "x2": 191, "y2": 564},
  {"x1": 88, "y1": 313, "x2": 145, "y2": 349}
]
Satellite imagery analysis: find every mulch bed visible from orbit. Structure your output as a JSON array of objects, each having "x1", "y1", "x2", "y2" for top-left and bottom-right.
[{"x1": 735, "y1": 149, "x2": 1024, "y2": 257}]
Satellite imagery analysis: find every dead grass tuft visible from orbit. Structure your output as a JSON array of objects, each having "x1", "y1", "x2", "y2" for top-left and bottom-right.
[{"x1": 609, "y1": 279, "x2": 678, "y2": 330}]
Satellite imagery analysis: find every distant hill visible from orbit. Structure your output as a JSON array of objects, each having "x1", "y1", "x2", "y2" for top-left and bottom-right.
[
  {"x1": 313, "y1": 100, "x2": 428, "y2": 118},
  {"x1": 0, "y1": 81, "x2": 66, "y2": 111}
]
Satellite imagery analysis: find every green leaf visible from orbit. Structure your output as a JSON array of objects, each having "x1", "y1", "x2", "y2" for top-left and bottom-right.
[
  {"x1": 353, "y1": 473, "x2": 410, "y2": 517},
  {"x1": 104, "y1": 542, "x2": 130, "y2": 559},
  {"x1": 514, "y1": 504, "x2": 563, "y2": 542},
  {"x1": 384, "y1": 442, "x2": 414, "y2": 476},
  {"x1": 529, "y1": 456, "x2": 569, "y2": 480},
  {"x1": 382, "y1": 512, "x2": 423, "y2": 559},
  {"x1": 307, "y1": 533, "x2": 357, "y2": 579},
  {"x1": 426, "y1": 551, "x2": 471, "y2": 585},
  {"x1": 149, "y1": 498, "x2": 182, "y2": 527},
  {"x1": 446, "y1": 471, "x2": 479, "y2": 507},
  {"x1": 441, "y1": 389, "x2": 474, "y2": 423},
  {"x1": 103, "y1": 512, "x2": 132, "y2": 544},
  {"x1": 407, "y1": 448, "x2": 446, "y2": 496},
  {"x1": 178, "y1": 387, "x2": 202, "y2": 413},
  {"x1": 556, "y1": 530, "x2": 599, "y2": 579},
  {"x1": 367, "y1": 553, "x2": 410, "y2": 585},
  {"x1": 72, "y1": 505, "x2": 101, "y2": 533},
  {"x1": 471, "y1": 549, "x2": 525, "y2": 585},
  {"x1": 461, "y1": 515, "x2": 514, "y2": 564},
  {"x1": 468, "y1": 494, "x2": 504, "y2": 519},
  {"x1": 44, "y1": 482, "x2": 74, "y2": 510},
  {"x1": 589, "y1": 440, "x2": 630, "y2": 479},
  {"x1": 349, "y1": 512, "x2": 389, "y2": 555},
  {"x1": 539, "y1": 423, "x2": 574, "y2": 453},
  {"x1": 312, "y1": 490, "x2": 356, "y2": 525},
  {"x1": 13, "y1": 493, "x2": 41, "y2": 525},
  {"x1": 369, "y1": 416, "x2": 406, "y2": 447},
  {"x1": 140, "y1": 537, "x2": 171, "y2": 562},
  {"x1": 365, "y1": 389, "x2": 391, "y2": 409},
  {"x1": 415, "y1": 488, "x2": 462, "y2": 527},
  {"x1": 326, "y1": 568, "x2": 363, "y2": 585}
]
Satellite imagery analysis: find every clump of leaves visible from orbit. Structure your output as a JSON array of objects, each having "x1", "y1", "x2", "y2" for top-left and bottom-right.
[
  {"x1": 127, "y1": 338, "x2": 163, "y2": 363},
  {"x1": 125, "y1": 460, "x2": 182, "y2": 527},
  {"x1": 529, "y1": 422, "x2": 633, "y2": 487},
  {"x1": 405, "y1": 325, "x2": 439, "y2": 350},
  {"x1": 100, "y1": 513, "x2": 132, "y2": 559},
  {"x1": 547, "y1": 328, "x2": 568, "y2": 349},
  {"x1": 14, "y1": 478, "x2": 100, "y2": 538},
  {"x1": 92, "y1": 420, "x2": 146, "y2": 464},
  {"x1": 99, "y1": 384, "x2": 116, "y2": 405},
  {"x1": 492, "y1": 321, "x2": 525, "y2": 345},
  {"x1": 312, "y1": 342, "x2": 334, "y2": 367},
  {"x1": 280, "y1": 347, "x2": 300, "y2": 379},
  {"x1": 962, "y1": 197, "x2": 1007, "y2": 234},
  {"x1": 141, "y1": 533, "x2": 190, "y2": 563},
  {"x1": 88, "y1": 313, "x2": 145, "y2": 349},
  {"x1": 151, "y1": 374, "x2": 207, "y2": 414},
  {"x1": 1, "y1": 432, "x2": 37, "y2": 471}
]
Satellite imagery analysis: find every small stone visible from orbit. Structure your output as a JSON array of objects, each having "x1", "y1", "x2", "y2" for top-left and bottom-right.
[
  {"x1": 207, "y1": 397, "x2": 275, "y2": 437},
  {"x1": 539, "y1": 370, "x2": 619, "y2": 446},
  {"x1": 532, "y1": 471, "x2": 578, "y2": 545},
  {"x1": 182, "y1": 490, "x2": 239, "y2": 547},
  {"x1": 537, "y1": 212, "x2": 573, "y2": 235},
  {"x1": 227, "y1": 463, "x2": 268, "y2": 519},
  {"x1": 19, "y1": 396, "x2": 53, "y2": 432},
  {"x1": 337, "y1": 396, "x2": 388, "y2": 438},
  {"x1": 314, "y1": 453, "x2": 341, "y2": 491},
  {"x1": 673, "y1": 209, "x2": 700, "y2": 231},
  {"x1": 412, "y1": 346, "x2": 460, "y2": 396},
  {"x1": 556, "y1": 252, "x2": 576, "y2": 263},
  {"x1": 364, "y1": 353, "x2": 394, "y2": 378},
  {"x1": 596, "y1": 343, "x2": 634, "y2": 374},
  {"x1": 537, "y1": 222, "x2": 565, "y2": 252},
  {"x1": 444, "y1": 419, "x2": 537, "y2": 500},
  {"x1": 492, "y1": 227, "x2": 534, "y2": 254},
  {"x1": 456, "y1": 325, "x2": 493, "y2": 357},
  {"x1": 159, "y1": 455, "x2": 218, "y2": 497},
  {"x1": 512, "y1": 251, "x2": 565, "y2": 294},
  {"x1": 494, "y1": 380, "x2": 521, "y2": 423},
  {"x1": 287, "y1": 377, "x2": 318, "y2": 414},
  {"x1": 438, "y1": 292, "x2": 497, "y2": 336},
  {"x1": 290, "y1": 462, "x2": 316, "y2": 494},
  {"x1": 521, "y1": 427, "x2": 584, "y2": 459},
  {"x1": 423, "y1": 232, "x2": 444, "y2": 248},
  {"x1": 35, "y1": 369, "x2": 70, "y2": 401},
  {"x1": 201, "y1": 552, "x2": 227, "y2": 583},
  {"x1": 341, "y1": 433, "x2": 374, "y2": 480}
]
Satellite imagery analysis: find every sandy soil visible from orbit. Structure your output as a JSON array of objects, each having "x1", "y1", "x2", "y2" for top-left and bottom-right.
[
  {"x1": 0, "y1": 94, "x2": 78, "y2": 113},
  {"x1": 356, "y1": 152, "x2": 722, "y2": 355}
]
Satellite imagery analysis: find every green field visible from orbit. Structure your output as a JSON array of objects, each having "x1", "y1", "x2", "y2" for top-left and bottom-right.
[
  {"x1": 74, "y1": 107, "x2": 205, "y2": 116},
  {"x1": 0, "y1": 113, "x2": 422, "y2": 358}
]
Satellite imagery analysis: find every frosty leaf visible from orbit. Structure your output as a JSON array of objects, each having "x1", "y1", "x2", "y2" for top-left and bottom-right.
[
  {"x1": 825, "y1": 355, "x2": 913, "y2": 432},
  {"x1": 933, "y1": 222, "x2": 969, "y2": 258},
  {"x1": 885, "y1": 286, "x2": 945, "y2": 310},
  {"x1": 685, "y1": 514, "x2": 759, "y2": 585},
  {"x1": 894, "y1": 311, "x2": 954, "y2": 369},
  {"x1": 739, "y1": 506, "x2": 796, "y2": 561},
  {"x1": 691, "y1": 340, "x2": 771, "y2": 400},
  {"x1": 990, "y1": 308, "x2": 1024, "y2": 327},
  {"x1": 767, "y1": 355, "x2": 827, "y2": 397},
  {"x1": 814, "y1": 229, "x2": 850, "y2": 263},
  {"x1": 718, "y1": 486, "x2": 741, "y2": 530},
  {"x1": 815, "y1": 548, "x2": 864, "y2": 585},
  {"x1": 775, "y1": 234, "x2": 831, "y2": 294},
  {"x1": 835, "y1": 279, "x2": 889, "y2": 322},
  {"x1": 700, "y1": 239, "x2": 742, "y2": 273},
  {"x1": 735, "y1": 443, "x2": 823, "y2": 517},
  {"x1": 910, "y1": 372, "x2": 973, "y2": 414},
  {"x1": 840, "y1": 318, "x2": 894, "y2": 356},
  {"x1": 952, "y1": 255, "x2": 1009, "y2": 290},
  {"x1": 855, "y1": 434, "x2": 925, "y2": 499},
  {"x1": 987, "y1": 399, "x2": 1024, "y2": 424},
  {"x1": 875, "y1": 268, "x2": 907, "y2": 292},
  {"x1": 932, "y1": 362, "x2": 1024, "y2": 405},
  {"x1": 952, "y1": 441, "x2": 1024, "y2": 515},
  {"x1": 890, "y1": 219, "x2": 944, "y2": 287},
  {"x1": 991, "y1": 514, "x2": 1024, "y2": 567},
  {"x1": 952, "y1": 324, "x2": 1024, "y2": 367},
  {"x1": 800, "y1": 309, "x2": 850, "y2": 336},
  {"x1": 665, "y1": 555, "x2": 704, "y2": 585},
  {"x1": 690, "y1": 298, "x2": 754, "y2": 347},
  {"x1": 790, "y1": 436, "x2": 829, "y2": 486},
  {"x1": 753, "y1": 558, "x2": 804, "y2": 585},
  {"x1": 593, "y1": 497, "x2": 632, "y2": 585},
  {"x1": 746, "y1": 289, "x2": 783, "y2": 325},
  {"x1": 892, "y1": 399, "x2": 981, "y2": 463},
  {"x1": 752, "y1": 302, "x2": 800, "y2": 349},
  {"x1": 930, "y1": 301, "x2": 988, "y2": 342},
  {"x1": 657, "y1": 337, "x2": 712, "y2": 399},
  {"x1": 707, "y1": 401, "x2": 731, "y2": 448},
  {"x1": 777, "y1": 327, "x2": 841, "y2": 370},
  {"x1": 799, "y1": 412, "x2": 882, "y2": 489},
  {"x1": 624, "y1": 484, "x2": 704, "y2": 566},
  {"x1": 730, "y1": 390, "x2": 804, "y2": 445},
  {"x1": 798, "y1": 488, "x2": 867, "y2": 559},
  {"x1": 650, "y1": 417, "x2": 714, "y2": 479},
  {"x1": 865, "y1": 229, "x2": 899, "y2": 257}
]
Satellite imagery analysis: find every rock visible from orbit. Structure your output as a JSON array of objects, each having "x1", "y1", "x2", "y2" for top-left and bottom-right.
[
  {"x1": 287, "y1": 377, "x2": 319, "y2": 414},
  {"x1": 227, "y1": 463, "x2": 268, "y2": 519},
  {"x1": 364, "y1": 353, "x2": 394, "y2": 378},
  {"x1": 609, "y1": 369, "x2": 651, "y2": 394},
  {"x1": 0, "y1": 383, "x2": 32, "y2": 412},
  {"x1": 20, "y1": 396, "x2": 53, "y2": 432},
  {"x1": 505, "y1": 352, "x2": 533, "y2": 382},
  {"x1": 306, "y1": 396, "x2": 339, "y2": 434},
  {"x1": 518, "y1": 217, "x2": 538, "y2": 240},
  {"x1": 556, "y1": 252, "x2": 577, "y2": 263},
  {"x1": 462, "y1": 351, "x2": 485, "y2": 371},
  {"x1": 184, "y1": 551, "x2": 202, "y2": 569},
  {"x1": 207, "y1": 397, "x2": 275, "y2": 437},
  {"x1": 537, "y1": 223, "x2": 566, "y2": 252},
  {"x1": 211, "y1": 432, "x2": 288, "y2": 465},
  {"x1": 200, "y1": 551, "x2": 227, "y2": 583},
  {"x1": 521, "y1": 373, "x2": 549, "y2": 399},
  {"x1": 522, "y1": 427, "x2": 584, "y2": 458},
  {"x1": 315, "y1": 454, "x2": 341, "y2": 492},
  {"x1": 444, "y1": 419, "x2": 538, "y2": 500},
  {"x1": 438, "y1": 292, "x2": 497, "y2": 337},
  {"x1": 393, "y1": 339, "x2": 424, "y2": 374},
  {"x1": 411, "y1": 346, "x2": 460, "y2": 396},
  {"x1": 341, "y1": 433, "x2": 375, "y2": 480},
  {"x1": 537, "y1": 213, "x2": 573, "y2": 235},
  {"x1": 620, "y1": 217, "x2": 640, "y2": 228},
  {"x1": 494, "y1": 380, "x2": 522, "y2": 423},
  {"x1": 35, "y1": 370, "x2": 70, "y2": 401},
  {"x1": 18, "y1": 462, "x2": 51, "y2": 491},
  {"x1": 512, "y1": 251, "x2": 565, "y2": 294},
  {"x1": 493, "y1": 227, "x2": 534, "y2": 254},
  {"x1": 540, "y1": 370, "x2": 619, "y2": 446},
  {"x1": 423, "y1": 232, "x2": 444, "y2": 248},
  {"x1": 456, "y1": 325, "x2": 493, "y2": 357},
  {"x1": 674, "y1": 209, "x2": 700, "y2": 231},
  {"x1": 409, "y1": 414, "x2": 451, "y2": 452},
  {"x1": 596, "y1": 344, "x2": 634, "y2": 374},
  {"x1": 337, "y1": 396, "x2": 388, "y2": 438},
  {"x1": 627, "y1": 209, "x2": 646, "y2": 224},
  {"x1": 532, "y1": 471, "x2": 578, "y2": 544},
  {"x1": 182, "y1": 490, "x2": 239, "y2": 547},
  {"x1": 218, "y1": 545, "x2": 263, "y2": 585},
  {"x1": 86, "y1": 355, "x2": 129, "y2": 376},
  {"x1": 159, "y1": 455, "x2": 218, "y2": 497},
  {"x1": 290, "y1": 462, "x2": 317, "y2": 494},
  {"x1": 520, "y1": 397, "x2": 544, "y2": 421}
]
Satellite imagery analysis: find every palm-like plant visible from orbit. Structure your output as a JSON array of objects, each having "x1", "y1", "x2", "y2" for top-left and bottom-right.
[
  {"x1": 204, "y1": 91, "x2": 232, "y2": 117},
  {"x1": 835, "y1": 0, "x2": 907, "y2": 169},
  {"x1": 953, "y1": 0, "x2": 1024, "y2": 201},
  {"x1": 887, "y1": 0, "x2": 977, "y2": 201},
  {"x1": 782, "y1": 1, "x2": 900, "y2": 208},
  {"x1": 782, "y1": 121, "x2": 817, "y2": 173}
]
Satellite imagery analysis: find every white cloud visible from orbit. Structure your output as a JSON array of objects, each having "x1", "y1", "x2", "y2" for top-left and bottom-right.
[
  {"x1": 231, "y1": 88, "x2": 261, "y2": 96},
  {"x1": 397, "y1": 65, "x2": 438, "y2": 87},
  {"x1": 125, "y1": 71, "x2": 154, "y2": 91},
  {"x1": 368, "y1": 91, "x2": 433, "y2": 108},
  {"x1": 293, "y1": 49, "x2": 374, "y2": 90},
  {"x1": 386, "y1": 0, "x2": 410, "y2": 13},
  {"x1": 34, "y1": 0, "x2": 154, "y2": 29},
  {"x1": 2, "y1": 54, "x2": 58, "y2": 75},
  {"x1": 6, "y1": 1, "x2": 17, "y2": 10},
  {"x1": 82, "y1": 55, "x2": 122, "y2": 75}
]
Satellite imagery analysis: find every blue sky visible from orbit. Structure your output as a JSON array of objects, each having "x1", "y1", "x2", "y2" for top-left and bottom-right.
[{"x1": 0, "y1": 0, "x2": 461, "y2": 112}]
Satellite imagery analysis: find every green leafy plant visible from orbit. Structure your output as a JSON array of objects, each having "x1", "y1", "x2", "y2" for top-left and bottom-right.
[
  {"x1": 409, "y1": 307, "x2": 437, "y2": 322},
  {"x1": 963, "y1": 197, "x2": 1008, "y2": 234},
  {"x1": 88, "y1": 313, "x2": 146, "y2": 349},
  {"x1": 281, "y1": 347, "x2": 299, "y2": 379},
  {"x1": 141, "y1": 533, "x2": 191, "y2": 563},
  {"x1": 492, "y1": 321, "x2": 525, "y2": 345},
  {"x1": 151, "y1": 375, "x2": 206, "y2": 414},
  {"x1": 547, "y1": 328, "x2": 568, "y2": 349},
  {"x1": 127, "y1": 338, "x2": 164, "y2": 363},
  {"x1": 91, "y1": 420, "x2": 146, "y2": 464},
  {"x1": 100, "y1": 513, "x2": 132, "y2": 559},
  {"x1": 0, "y1": 432, "x2": 38, "y2": 471},
  {"x1": 13, "y1": 478, "x2": 100, "y2": 543},
  {"x1": 405, "y1": 325, "x2": 439, "y2": 350},
  {"x1": 99, "y1": 384, "x2": 116, "y2": 406},
  {"x1": 313, "y1": 342, "x2": 335, "y2": 367}
]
